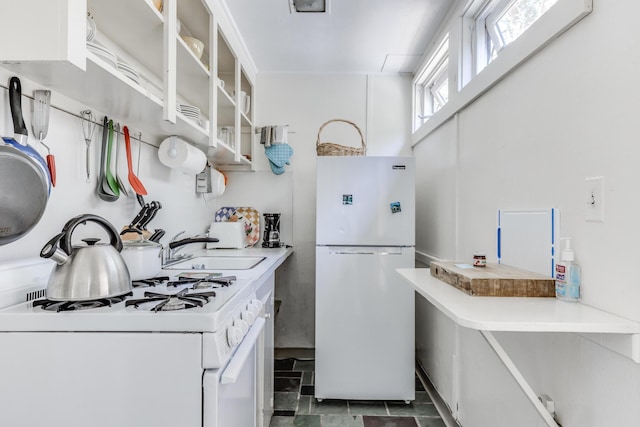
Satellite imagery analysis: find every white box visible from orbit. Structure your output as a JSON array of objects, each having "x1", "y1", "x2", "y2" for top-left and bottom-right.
[{"x1": 207, "y1": 223, "x2": 247, "y2": 249}]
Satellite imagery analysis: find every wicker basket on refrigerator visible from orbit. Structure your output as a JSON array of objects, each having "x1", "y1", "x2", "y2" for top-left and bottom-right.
[{"x1": 315, "y1": 119, "x2": 366, "y2": 156}]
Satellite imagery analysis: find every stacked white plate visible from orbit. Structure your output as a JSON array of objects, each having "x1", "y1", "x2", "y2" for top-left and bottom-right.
[
  {"x1": 179, "y1": 104, "x2": 201, "y2": 125},
  {"x1": 86, "y1": 14, "x2": 96, "y2": 42},
  {"x1": 87, "y1": 42, "x2": 117, "y2": 68},
  {"x1": 116, "y1": 59, "x2": 140, "y2": 84}
]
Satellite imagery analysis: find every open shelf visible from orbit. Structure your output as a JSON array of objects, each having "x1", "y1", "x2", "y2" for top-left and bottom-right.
[
  {"x1": 217, "y1": 86, "x2": 236, "y2": 125},
  {"x1": 177, "y1": 0, "x2": 210, "y2": 44},
  {"x1": 240, "y1": 67, "x2": 253, "y2": 118},
  {"x1": 398, "y1": 268, "x2": 640, "y2": 333},
  {"x1": 4, "y1": 52, "x2": 209, "y2": 147},
  {"x1": 217, "y1": 31, "x2": 236, "y2": 88},
  {"x1": 1, "y1": 0, "x2": 255, "y2": 166},
  {"x1": 177, "y1": 37, "x2": 210, "y2": 116},
  {"x1": 88, "y1": 0, "x2": 164, "y2": 81}
]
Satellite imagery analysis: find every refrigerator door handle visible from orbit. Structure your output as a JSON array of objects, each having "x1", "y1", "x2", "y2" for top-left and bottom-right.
[{"x1": 322, "y1": 246, "x2": 408, "y2": 255}]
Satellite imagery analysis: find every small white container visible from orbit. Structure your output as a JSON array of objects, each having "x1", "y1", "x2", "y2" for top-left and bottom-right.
[{"x1": 207, "y1": 222, "x2": 247, "y2": 249}]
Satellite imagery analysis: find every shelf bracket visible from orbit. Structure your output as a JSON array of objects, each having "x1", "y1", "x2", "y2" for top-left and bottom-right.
[{"x1": 479, "y1": 330, "x2": 558, "y2": 427}]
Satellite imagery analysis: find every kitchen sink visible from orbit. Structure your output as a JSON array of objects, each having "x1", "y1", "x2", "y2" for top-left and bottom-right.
[{"x1": 164, "y1": 256, "x2": 266, "y2": 270}]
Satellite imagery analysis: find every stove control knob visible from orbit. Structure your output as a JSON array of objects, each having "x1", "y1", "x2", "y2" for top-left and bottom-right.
[
  {"x1": 242, "y1": 309, "x2": 256, "y2": 325},
  {"x1": 234, "y1": 318, "x2": 249, "y2": 335},
  {"x1": 226, "y1": 326, "x2": 243, "y2": 347}
]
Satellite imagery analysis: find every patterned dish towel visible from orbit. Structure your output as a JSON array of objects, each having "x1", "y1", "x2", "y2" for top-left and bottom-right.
[{"x1": 213, "y1": 206, "x2": 260, "y2": 246}]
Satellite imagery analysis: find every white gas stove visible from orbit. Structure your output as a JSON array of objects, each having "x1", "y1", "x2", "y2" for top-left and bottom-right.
[
  {"x1": 0, "y1": 272, "x2": 257, "y2": 330},
  {"x1": 0, "y1": 258, "x2": 266, "y2": 427}
]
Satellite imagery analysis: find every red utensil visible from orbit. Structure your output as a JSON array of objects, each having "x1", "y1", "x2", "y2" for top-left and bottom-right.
[{"x1": 123, "y1": 126, "x2": 147, "y2": 196}]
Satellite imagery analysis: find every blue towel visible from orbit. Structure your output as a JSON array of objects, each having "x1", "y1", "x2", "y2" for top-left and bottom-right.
[
  {"x1": 265, "y1": 143, "x2": 293, "y2": 175},
  {"x1": 268, "y1": 161, "x2": 285, "y2": 175}
]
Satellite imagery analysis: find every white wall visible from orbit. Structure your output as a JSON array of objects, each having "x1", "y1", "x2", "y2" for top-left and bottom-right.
[
  {"x1": 256, "y1": 74, "x2": 412, "y2": 348},
  {"x1": 0, "y1": 68, "x2": 217, "y2": 264},
  {"x1": 415, "y1": 1, "x2": 640, "y2": 425}
]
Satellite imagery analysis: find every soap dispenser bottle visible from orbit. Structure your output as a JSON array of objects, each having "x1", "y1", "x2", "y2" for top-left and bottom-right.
[{"x1": 555, "y1": 237, "x2": 581, "y2": 302}]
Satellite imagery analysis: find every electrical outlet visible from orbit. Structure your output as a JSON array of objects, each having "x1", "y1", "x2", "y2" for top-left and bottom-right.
[
  {"x1": 585, "y1": 176, "x2": 604, "y2": 222},
  {"x1": 538, "y1": 394, "x2": 555, "y2": 416}
]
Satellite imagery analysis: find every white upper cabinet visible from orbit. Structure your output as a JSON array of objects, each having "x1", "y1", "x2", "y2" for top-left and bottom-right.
[
  {"x1": 0, "y1": 0, "x2": 256, "y2": 168},
  {"x1": 0, "y1": 0, "x2": 86, "y2": 69}
]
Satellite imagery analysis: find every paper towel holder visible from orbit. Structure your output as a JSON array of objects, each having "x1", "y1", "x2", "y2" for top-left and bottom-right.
[
  {"x1": 167, "y1": 142, "x2": 178, "y2": 158},
  {"x1": 158, "y1": 136, "x2": 207, "y2": 174}
]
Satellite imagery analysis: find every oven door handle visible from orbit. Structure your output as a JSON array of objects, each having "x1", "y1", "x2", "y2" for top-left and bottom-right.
[{"x1": 221, "y1": 317, "x2": 265, "y2": 384}]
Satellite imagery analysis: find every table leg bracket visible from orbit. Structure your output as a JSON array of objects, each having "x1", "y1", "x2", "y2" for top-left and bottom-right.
[{"x1": 479, "y1": 330, "x2": 558, "y2": 427}]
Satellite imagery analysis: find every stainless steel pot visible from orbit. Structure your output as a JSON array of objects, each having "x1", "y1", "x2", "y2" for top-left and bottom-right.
[
  {"x1": 120, "y1": 231, "x2": 162, "y2": 281},
  {"x1": 40, "y1": 214, "x2": 131, "y2": 301}
]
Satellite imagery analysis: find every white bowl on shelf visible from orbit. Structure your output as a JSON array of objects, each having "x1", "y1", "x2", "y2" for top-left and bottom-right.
[{"x1": 182, "y1": 36, "x2": 204, "y2": 60}]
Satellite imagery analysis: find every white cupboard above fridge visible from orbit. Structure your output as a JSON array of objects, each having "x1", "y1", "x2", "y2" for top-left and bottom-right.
[{"x1": 0, "y1": 0, "x2": 256, "y2": 169}]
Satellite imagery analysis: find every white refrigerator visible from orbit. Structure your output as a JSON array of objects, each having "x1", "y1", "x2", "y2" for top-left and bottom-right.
[{"x1": 315, "y1": 156, "x2": 415, "y2": 402}]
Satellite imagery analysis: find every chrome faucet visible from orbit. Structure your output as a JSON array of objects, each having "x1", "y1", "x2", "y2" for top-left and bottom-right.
[
  {"x1": 161, "y1": 231, "x2": 220, "y2": 266},
  {"x1": 162, "y1": 231, "x2": 186, "y2": 264}
]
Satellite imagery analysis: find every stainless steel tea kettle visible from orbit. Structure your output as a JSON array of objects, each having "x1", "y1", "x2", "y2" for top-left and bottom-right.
[{"x1": 40, "y1": 214, "x2": 132, "y2": 301}]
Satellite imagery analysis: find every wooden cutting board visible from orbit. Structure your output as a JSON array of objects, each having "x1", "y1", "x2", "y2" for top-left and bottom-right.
[{"x1": 430, "y1": 261, "x2": 555, "y2": 297}]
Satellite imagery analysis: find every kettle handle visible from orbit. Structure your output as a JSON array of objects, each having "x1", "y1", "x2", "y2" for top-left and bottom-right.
[{"x1": 59, "y1": 214, "x2": 123, "y2": 255}]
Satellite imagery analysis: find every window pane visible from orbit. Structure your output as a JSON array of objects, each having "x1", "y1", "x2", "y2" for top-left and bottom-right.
[
  {"x1": 433, "y1": 97, "x2": 444, "y2": 113},
  {"x1": 413, "y1": 34, "x2": 449, "y2": 127},
  {"x1": 435, "y1": 78, "x2": 449, "y2": 104},
  {"x1": 487, "y1": 34, "x2": 499, "y2": 65},
  {"x1": 497, "y1": 0, "x2": 559, "y2": 45}
]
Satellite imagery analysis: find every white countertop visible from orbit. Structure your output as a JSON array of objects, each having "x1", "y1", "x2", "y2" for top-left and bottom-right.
[
  {"x1": 166, "y1": 246, "x2": 293, "y2": 283},
  {"x1": 397, "y1": 268, "x2": 640, "y2": 334}
]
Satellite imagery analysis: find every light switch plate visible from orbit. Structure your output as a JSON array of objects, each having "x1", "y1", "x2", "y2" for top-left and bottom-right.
[{"x1": 585, "y1": 176, "x2": 604, "y2": 222}]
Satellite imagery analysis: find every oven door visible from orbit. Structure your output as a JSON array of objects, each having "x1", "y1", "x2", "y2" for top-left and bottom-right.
[{"x1": 203, "y1": 317, "x2": 266, "y2": 427}]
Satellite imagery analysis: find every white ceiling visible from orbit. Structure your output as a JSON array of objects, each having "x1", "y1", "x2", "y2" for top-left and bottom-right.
[{"x1": 222, "y1": 0, "x2": 455, "y2": 74}]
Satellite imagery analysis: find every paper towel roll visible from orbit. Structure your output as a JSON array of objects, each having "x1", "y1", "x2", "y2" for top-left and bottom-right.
[{"x1": 158, "y1": 136, "x2": 207, "y2": 174}]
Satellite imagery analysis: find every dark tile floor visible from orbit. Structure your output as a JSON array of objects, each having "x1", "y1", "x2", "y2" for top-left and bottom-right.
[{"x1": 270, "y1": 358, "x2": 447, "y2": 427}]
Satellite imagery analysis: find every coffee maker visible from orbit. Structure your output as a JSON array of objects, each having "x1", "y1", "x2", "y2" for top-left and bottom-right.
[{"x1": 262, "y1": 213, "x2": 281, "y2": 248}]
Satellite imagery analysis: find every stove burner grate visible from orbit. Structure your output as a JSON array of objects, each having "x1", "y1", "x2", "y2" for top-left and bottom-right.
[
  {"x1": 125, "y1": 288, "x2": 216, "y2": 312},
  {"x1": 33, "y1": 292, "x2": 133, "y2": 312},
  {"x1": 132, "y1": 276, "x2": 170, "y2": 288},
  {"x1": 166, "y1": 275, "x2": 236, "y2": 289}
]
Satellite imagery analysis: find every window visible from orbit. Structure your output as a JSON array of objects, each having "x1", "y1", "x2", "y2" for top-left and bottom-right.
[
  {"x1": 411, "y1": 0, "x2": 591, "y2": 142},
  {"x1": 492, "y1": 0, "x2": 560, "y2": 46},
  {"x1": 413, "y1": 35, "x2": 449, "y2": 130},
  {"x1": 475, "y1": 0, "x2": 560, "y2": 72}
]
